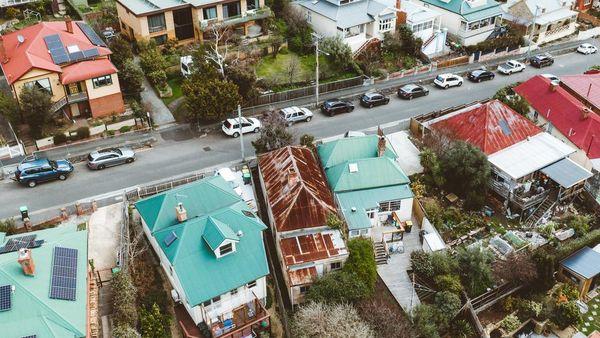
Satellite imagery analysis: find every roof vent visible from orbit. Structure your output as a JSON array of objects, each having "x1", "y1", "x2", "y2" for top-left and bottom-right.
[
  {"x1": 349, "y1": 163, "x2": 358, "y2": 173},
  {"x1": 550, "y1": 79, "x2": 560, "y2": 92},
  {"x1": 351, "y1": 207, "x2": 357, "y2": 212},
  {"x1": 237, "y1": 230, "x2": 244, "y2": 237},
  {"x1": 17, "y1": 35, "x2": 25, "y2": 46},
  {"x1": 581, "y1": 107, "x2": 592, "y2": 120}
]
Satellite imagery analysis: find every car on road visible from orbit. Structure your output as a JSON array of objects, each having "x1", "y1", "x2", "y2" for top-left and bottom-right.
[
  {"x1": 468, "y1": 69, "x2": 495, "y2": 82},
  {"x1": 87, "y1": 147, "x2": 136, "y2": 170},
  {"x1": 541, "y1": 73, "x2": 559, "y2": 82},
  {"x1": 14, "y1": 158, "x2": 74, "y2": 188},
  {"x1": 221, "y1": 117, "x2": 261, "y2": 138},
  {"x1": 321, "y1": 98, "x2": 354, "y2": 116},
  {"x1": 279, "y1": 106, "x2": 313, "y2": 125},
  {"x1": 530, "y1": 54, "x2": 554, "y2": 68},
  {"x1": 397, "y1": 84, "x2": 429, "y2": 99},
  {"x1": 360, "y1": 92, "x2": 390, "y2": 108},
  {"x1": 497, "y1": 60, "x2": 525, "y2": 74},
  {"x1": 577, "y1": 43, "x2": 598, "y2": 55},
  {"x1": 434, "y1": 73, "x2": 463, "y2": 89}
]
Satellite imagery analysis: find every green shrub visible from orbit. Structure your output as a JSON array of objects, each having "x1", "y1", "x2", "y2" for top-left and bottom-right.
[
  {"x1": 112, "y1": 324, "x2": 139, "y2": 338},
  {"x1": 413, "y1": 304, "x2": 441, "y2": 338},
  {"x1": 501, "y1": 314, "x2": 521, "y2": 333},
  {"x1": 434, "y1": 274, "x2": 463, "y2": 294},
  {"x1": 344, "y1": 238, "x2": 377, "y2": 292},
  {"x1": 305, "y1": 270, "x2": 370, "y2": 304},
  {"x1": 111, "y1": 271, "x2": 138, "y2": 327},
  {"x1": 0, "y1": 218, "x2": 17, "y2": 235},
  {"x1": 119, "y1": 125, "x2": 132, "y2": 133},
  {"x1": 53, "y1": 133, "x2": 68, "y2": 145},
  {"x1": 5, "y1": 7, "x2": 20, "y2": 19},
  {"x1": 552, "y1": 301, "x2": 582, "y2": 329},
  {"x1": 76, "y1": 126, "x2": 90, "y2": 140},
  {"x1": 140, "y1": 302, "x2": 170, "y2": 338},
  {"x1": 567, "y1": 214, "x2": 592, "y2": 236},
  {"x1": 148, "y1": 70, "x2": 168, "y2": 88},
  {"x1": 325, "y1": 212, "x2": 343, "y2": 230},
  {"x1": 107, "y1": 130, "x2": 116, "y2": 136},
  {"x1": 434, "y1": 291, "x2": 462, "y2": 331},
  {"x1": 410, "y1": 251, "x2": 434, "y2": 278},
  {"x1": 516, "y1": 300, "x2": 543, "y2": 320},
  {"x1": 279, "y1": 46, "x2": 289, "y2": 54}
]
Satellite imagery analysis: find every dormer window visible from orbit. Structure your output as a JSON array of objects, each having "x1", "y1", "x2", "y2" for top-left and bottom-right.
[{"x1": 220, "y1": 242, "x2": 234, "y2": 256}]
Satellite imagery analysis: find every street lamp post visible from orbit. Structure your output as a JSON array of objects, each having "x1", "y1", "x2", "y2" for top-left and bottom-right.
[
  {"x1": 238, "y1": 104, "x2": 245, "y2": 161},
  {"x1": 527, "y1": 5, "x2": 541, "y2": 60},
  {"x1": 312, "y1": 32, "x2": 329, "y2": 109}
]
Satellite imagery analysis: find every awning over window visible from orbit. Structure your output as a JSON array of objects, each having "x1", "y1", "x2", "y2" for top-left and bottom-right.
[{"x1": 541, "y1": 158, "x2": 593, "y2": 189}]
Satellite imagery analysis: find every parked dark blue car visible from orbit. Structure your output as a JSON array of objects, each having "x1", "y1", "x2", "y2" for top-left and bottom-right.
[{"x1": 14, "y1": 158, "x2": 74, "y2": 188}]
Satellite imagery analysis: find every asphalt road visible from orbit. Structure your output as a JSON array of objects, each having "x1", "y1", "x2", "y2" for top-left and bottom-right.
[{"x1": 1, "y1": 51, "x2": 599, "y2": 220}]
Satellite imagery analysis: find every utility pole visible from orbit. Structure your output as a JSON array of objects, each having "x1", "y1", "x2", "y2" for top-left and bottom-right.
[
  {"x1": 238, "y1": 105, "x2": 245, "y2": 161},
  {"x1": 312, "y1": 32, "x2": 329, "y2": 109},
  {"x1": 527, "y1": 5, "x2": 540, "y2": 60}
]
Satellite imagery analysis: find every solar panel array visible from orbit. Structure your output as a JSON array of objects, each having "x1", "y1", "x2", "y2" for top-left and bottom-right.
[
  {"x1": 49, "y1": 247, "x2": 78, "y2": 301},
  {"x1": 0, "y1": 284, "x2": 11, "y2": 311},
  {"x1": 76, "y1": 22, "x2": 107, "y2": 47},
  {"x1": 0, "y1": 235, "x2": 43, "y2": 254},
  {"x1": 44, "y1": 33, "x2": 102, "y2": 65},
  {"x1": 22, "y1": 335, "x2": 37, "y2": 338}
]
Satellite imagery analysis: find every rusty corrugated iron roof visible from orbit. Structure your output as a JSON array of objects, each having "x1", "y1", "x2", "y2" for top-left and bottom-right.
[
  {"x1": 429, "y1": 99, "x2": 542, "y2": 155},
  {"x1": 280, "y1": 231, "x2": 347, "y2": 266},
  {"x1": 288, "y1": 266, "x2": 317, "y2": 286},
  {"x1": 258, "y1": 146, "x2": 337, "y2": 232}
]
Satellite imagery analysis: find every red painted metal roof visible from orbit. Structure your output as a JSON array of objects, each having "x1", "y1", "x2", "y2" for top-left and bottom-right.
[
  {"x1": 61, "y1": 59, "x2": 117, "y2": 84},
  {"x1": 430, "y1": 99, "x2": 542, "y2": 155},
  {"x1": 560, "y1": 73, "x2": 600, "y2": 111},
  {"x1": 280, "y1": 232, "x2": 345, "y2": 266},
  {"x1": 288, "y1": 266, "x2": 317, "y2": 286},
  {"x1": 258, "y1": 146, "x2": 338, "y2": 233},
  {"x1": 515, "y1": 76, "x2": 600, "y2": 159},
  {"x1": 0, "y1": 21, "x2": 112, "y2": 85}
]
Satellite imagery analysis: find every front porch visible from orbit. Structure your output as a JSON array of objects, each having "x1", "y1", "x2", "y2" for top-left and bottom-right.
[{"x1": 209, "y1": 296, "x2": 270, "y2": 338}]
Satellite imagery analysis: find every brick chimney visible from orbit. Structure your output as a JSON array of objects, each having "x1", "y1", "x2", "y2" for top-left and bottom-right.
[
  {"x1": 175, "y1": 202, "x2": 187, "y2": 222},
  {"x1": 0, "y1": 36, "x2": 9, "y2": 64},
  {"x1": 581, "y1": 107, "x2": 592, "y2": 120},
  {"x1": 550, "y1": 80, "x2": 559, "y2": 92},
  {"x1": 396, "y1": 0, "x2": 407, "y2": 25},
  {"x1": 377, "y1": 126, "x2": 386, "y2": 157},
  {"x1": 18, "y1": 248, "x2": 35, "y2": 276},
  {"x1": 65, "y1": 16, "x2": 73, "y2": 34}
]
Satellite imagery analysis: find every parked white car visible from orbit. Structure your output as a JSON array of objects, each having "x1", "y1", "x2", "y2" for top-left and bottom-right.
[
  {"x1": 433, "y1": 73, "x2": 463, "y2": 89},
  {"x1": 577, "y1": 43, "x2": 598, "y2": 55},
  {"x1": 221, "y1": 117, "x2": 261, "y2": 138},
  {"x1": 279, "y1": 106, "x2": 313, "y2": 125},
  {"x1": 497, "y1": 60, "x2": 525, "y2": 75}
]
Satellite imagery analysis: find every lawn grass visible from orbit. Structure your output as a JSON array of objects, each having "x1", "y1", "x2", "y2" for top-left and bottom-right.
[
  {"x1": 579, "y1": 295, "x2": 600, "y2": 335},
  {"x1": 162, "y1": 77, "x2": 183, "y2": 106}
]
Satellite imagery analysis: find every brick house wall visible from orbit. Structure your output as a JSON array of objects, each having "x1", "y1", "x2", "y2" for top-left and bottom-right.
[{"x1": 88, "y1": 92, "x2": 125, "y2": 117}]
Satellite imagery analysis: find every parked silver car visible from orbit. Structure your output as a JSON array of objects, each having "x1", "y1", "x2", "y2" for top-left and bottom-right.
[
  {"x1": 279, "y1": 106, "x2": 313, "y2": 125},
  {"x1": 87, "y1": 147, "x2": 135, "y2": 170}
]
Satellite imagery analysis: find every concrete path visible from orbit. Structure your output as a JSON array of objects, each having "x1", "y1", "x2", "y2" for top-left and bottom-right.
[
  {"x1": 88, "y1": 203, "x2": 122, "y2": 270},
  {"x1": 134, "y1": 56, "x2": 176, "y2": 126},
  {"x1": 376, "y1": 225, "x2": 423, "y2": 315}
]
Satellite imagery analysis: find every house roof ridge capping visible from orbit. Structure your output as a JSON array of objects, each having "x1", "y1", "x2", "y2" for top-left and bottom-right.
[
  {"x1": 258, "y1": 146, "x2": 338, "y2": 232},
  {"x1": 134, "y1": 176, "x2": 269, "y2": 306}
]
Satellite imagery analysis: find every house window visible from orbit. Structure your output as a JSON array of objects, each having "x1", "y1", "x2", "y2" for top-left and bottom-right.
[
  {"x1": 202, "y1": 299, "x2": 212, "y2": 307},
  {"x1": 379, "y1": 199, "x2": 401, "y2": 212},
  {"x1": 306, "y1": 10, "x2": 312, "y2": 23},
  {"x1": 92, "y1": 75, "x2": 113, "y2": 88},
  {"x1": 147, "y1": 13, "x2": 166, "y2": 33},
  {"x1": 223, "y1": 1, "x2": 241, "y2": 19},
  {"x1": 379, "y1": 18, "x2": 393, "y2": 32},
  {"x1": 152, "y1": 34, "x2": 168, "y2": 45},
  {"x1": 349, "y1": 230, "x2": 359, "y2": 237},
  {"x1": 247, "y1": 0, "x2": 258, "y2": 10},
  {"x1": 299, "y1": 285, "x2": 310, "y2": 294},
  {"x1": 212, "y1": 296, "x2": 221, "y2": 303},
  {"x1": 203, "y1": 6, "x2": 217, "y2": 20},
  {"x1": 359, "y1": 229, "x2": 368, "y2": 236},
  {"x1": 247, "y1": 280, "x2": 257, "y2": 288},
  {"x1": 230, "y1": 288, "x2": 238, "y2": 296},
  {"x1": 330, "y1": 262, "x2": 342, "y2": 270},
  {"x1": 220, "y1": 242, "x2": 233, "y2": 256},
  {"x1": 412, "y1": 20, "x2": 433, "y2": 33},
  {"x1": 366, "y1": 209, "x2": 376, "y2": 219},
  {"x1": 24, "y1": 78, "x2": 52, "y2": 94}
]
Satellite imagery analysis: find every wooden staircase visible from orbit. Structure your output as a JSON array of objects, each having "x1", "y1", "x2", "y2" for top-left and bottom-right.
[
  {"x1": 374, "y1": 241, "x2": 388, "y2": 265},
  {"x1": 422, "y1": 33, "x2": 436, "y2": 49},
  {"x1": 353, "y1": 37, "x2": 379, "y2": 59},
  {"x1": 524, "y1": 196, "x2": 555, "y2": 228}
]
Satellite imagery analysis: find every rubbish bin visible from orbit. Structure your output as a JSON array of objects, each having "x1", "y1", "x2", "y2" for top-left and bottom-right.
[
  {"x1": 243, "y1": 172, "x2": 251, "y2": 185},
  {"x1": 19, "y1": 206, "x2": 28, "y2": 221}
]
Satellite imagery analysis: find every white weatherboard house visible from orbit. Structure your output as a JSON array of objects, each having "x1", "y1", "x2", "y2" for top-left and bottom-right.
[
  {"x1": 413, "y1": 0, "x2": 503, "y2": 46},
  {"x1": 401, "y1": 0, "x2": 447, "y2": 56},
  {"x1": 135, "y1": 176, "x2": 271, "y2": 338},
  {"x1": 296, "y1": 0, "x2": 398, "y2": 52},
  {"x1": 503, "y1": 0, "x2": 578, "y2": 45}
]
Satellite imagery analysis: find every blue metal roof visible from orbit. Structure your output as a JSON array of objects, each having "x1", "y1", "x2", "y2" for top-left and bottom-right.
[
  {"x1": 541, "y1": 158, "x2": 593, "y2": 189},
  {"x1": 561, "y1": 247, "x2": 600, "y2": 279}
]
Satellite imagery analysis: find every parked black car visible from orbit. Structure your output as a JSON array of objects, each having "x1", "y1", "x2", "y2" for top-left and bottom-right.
[
  {"x1": 360, "y1": 92, "x2": 390, "y2": 108},
  {"x1": 468, "y1": 69, "x2": 495, "y2": 82},
  {"x1": 397, "y1": 84, "x2": 429, "y2": 100},
  {"x1": 530, "y1": 54, "x2": 554, "y2": 68},
  {"x1": 321, "y1": 99, "x2": 354, "y2": 116}
]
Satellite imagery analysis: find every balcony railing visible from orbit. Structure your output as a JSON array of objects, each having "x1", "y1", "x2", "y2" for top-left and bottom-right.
[
  {"x1": 0, "y1": 0, "x2": 35, "y2": 7},
  {"x1": 50, "y1": 92, "x2": 88, "y2": 112},
  {"x1": 209, "y1": 292, "x2": 269, "y2": 338},
  {"x1": 512, "y1": 189, "x2": 551, "y2": 210},
  {"x1": 200, "y1": 7, "x2": 271, "y2": 30}
]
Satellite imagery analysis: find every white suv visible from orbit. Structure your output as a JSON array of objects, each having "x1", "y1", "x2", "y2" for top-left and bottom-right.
[
  {"x1": 497, "y1": 60, "x2": 525, "y2": 75},
  {"x1": 434, "y1": 73, "x2": 463, "y2": 89},
  {"x1": 221, "y1": 117, "x2": 261, "y2": 138}
]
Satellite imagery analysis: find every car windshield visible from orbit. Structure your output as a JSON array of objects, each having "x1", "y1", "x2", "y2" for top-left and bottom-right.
[
  {"x1": 504, "y1": 63, "x2": 514, "y2": 68},
  {"x1": 114, "y1": 149, "x2": 122, "y2": 155},
  {"x1": 223, "y1": 121, "x2": 232, "y2": 129},
  {"x1": 279, "y1": 111, "x2": 287, "y2": 118},
  {"x1": 436, "y1": 75, "x2": 444, "y2": 82},
  {"x1": 49, "y1": 160, "x2": 58, "y2": 169}
]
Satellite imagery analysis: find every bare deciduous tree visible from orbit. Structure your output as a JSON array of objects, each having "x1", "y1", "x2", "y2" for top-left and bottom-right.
[
  {"x1": 286, "y1": 57, "x2": 300, "y2": 85},
  {"x1": 127, "y1": 224, "x2": 147, "y2": 273},
  {"x1": 292, "y1": 302, "x2": 375, "y2": 338},
  {"x1": 205, "y1": 24, "x2": 236, "y2": 79}
]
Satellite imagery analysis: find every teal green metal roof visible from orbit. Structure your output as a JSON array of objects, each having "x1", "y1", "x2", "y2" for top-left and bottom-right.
[
  {"x1": 326, "y1": 157, "x2": 410, "y2": 193},
  {"x1": 136, "y1": 176, "x2": 269, "y2": 306},
  {"x1": 336, "y1": 185, "x2": 413, "y2": 230},
  {"x1": 0, "y1": 224, "x2": 88, "y2": 338},
  {"x1": 317, "y1": 135, "x2": 396, "y2": 169},
  {"x1": 202, "y1": 217, "x2": 239, "y2": 251},
  {"x1": 420, "y1": 0, "x2": 502, "y2": 21}
]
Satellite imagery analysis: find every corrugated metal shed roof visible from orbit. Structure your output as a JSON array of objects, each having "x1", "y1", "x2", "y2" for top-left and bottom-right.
[
  {"x1": 336, "y1": 185, "x2": 413, "y2": 230},
  {"x1": 288, "y1": 267, "x2": 317, "y2": 286},
  {"x1": 298, "y1": 0, "x2": 391, "y2": 29},
  {"x1": 487, "y1": 132, "x2": 575, "y2": 179},
  {"x1": 318, "y1": 134, "x2": 396, "y2": 170},
  {"x1": 561, "y1": 247, "x2": 600, "y2": 279},
  {"x1": 429, "y1": 99, "x2": 542, "y2": 155},
  {"x1": 540, "y1": 158, "x2": 592, "y2": 188},
  {"x1": 326, "y1": 157, "x2": 410, "y2": 193},
  {"x1": 258, "y1": 146, "x2": 338, "y2": 233},
  {"x1": 280, "y1": 230, "x2": 347, "y2": 267},
  {"x1": 515, "y1": 75, "x2": 600, "y2": 160}
]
